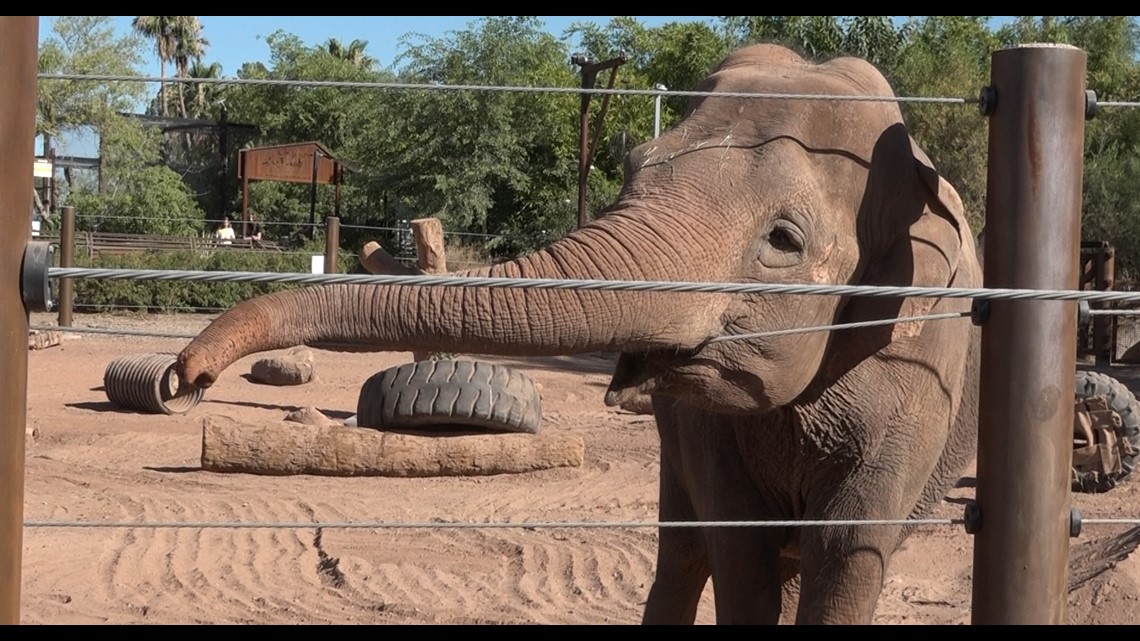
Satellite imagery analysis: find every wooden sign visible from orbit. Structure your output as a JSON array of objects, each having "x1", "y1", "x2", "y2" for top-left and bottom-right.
[{"x1": 239, "y1": 142, "x2": 341, "y2": 185}]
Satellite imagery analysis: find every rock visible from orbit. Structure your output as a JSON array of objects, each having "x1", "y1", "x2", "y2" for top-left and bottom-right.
[
  {"x1": 284, "y1": 406, "x2": 334, "y2": 426},
  {"x1": 28, "y1": 330, "x2": 60, "y2": 351},
  {"x1": 26, "y1": 426, "x2": 38, "y2": 442},
  {"x1": 250, "y1": 347, "x2": 314, "y2": 386}
]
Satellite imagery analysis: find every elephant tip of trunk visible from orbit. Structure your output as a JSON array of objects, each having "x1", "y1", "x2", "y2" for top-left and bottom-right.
[{"x1": 176, "y1": 347, "x2": 218, "y2": 391}]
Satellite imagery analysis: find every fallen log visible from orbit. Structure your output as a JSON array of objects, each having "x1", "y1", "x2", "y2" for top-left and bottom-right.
[{"x1": 200, "y1": 414, "x2": 585, "y2": 477}]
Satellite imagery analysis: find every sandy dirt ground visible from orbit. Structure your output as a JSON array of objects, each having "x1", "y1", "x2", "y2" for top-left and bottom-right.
[{"x1": 16, "y1": 311, "x2": 1140, "y2": 625}]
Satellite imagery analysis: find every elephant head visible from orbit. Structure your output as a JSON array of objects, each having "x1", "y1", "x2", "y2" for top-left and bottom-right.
[{"x1": 177, "y1": 44, "x2": 975, "y2": 417}]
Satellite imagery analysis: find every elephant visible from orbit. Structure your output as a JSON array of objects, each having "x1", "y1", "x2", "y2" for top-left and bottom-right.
[{"x1": 175, "y1": 43, "x2": 983, "y2": 624}]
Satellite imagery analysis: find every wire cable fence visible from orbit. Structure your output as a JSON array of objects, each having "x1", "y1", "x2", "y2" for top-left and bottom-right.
[
  {"x1": 63, "y1": 213, "x2": 510, "y2": 240},
  {"x1": 21, "y1": 517, "x2": 963, "y2": 530},
  {"x1": 36, "y1": 73, "x2": 980, "y2": 104},
  {"x1": 70, "y1": 213, "x2": 319, "y2": 228},
  {"x1": 71, "y1": 302, "x2": 229, "y2": 313},
  {"x1": 35, "y1": 72, "x2": 1140, "y2": 110},
  {"x1": 30, "y1": 310, "x2": 973, "y2": 344},
  {"x1": 46, "y1": 266, "x2": 1140, "y2": 305},
  {"x1": 29, "y1": 325, "x2": 201, "y2": 339},
  {"x1": 17, "y1": 515, "x2": 1140, "y2": 531}
]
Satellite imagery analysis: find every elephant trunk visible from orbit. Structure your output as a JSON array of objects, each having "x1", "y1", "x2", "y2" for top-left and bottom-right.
[{"x1": 176, "y1": 211, "x2": 734, "y2": 389}]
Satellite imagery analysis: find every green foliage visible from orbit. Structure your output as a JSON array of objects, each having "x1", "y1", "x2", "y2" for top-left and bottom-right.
[
  {"x1": 70, "y1": 245, "x2": 354, "y2": 312},
  {"x1": 37, "y1": 16, "x2": 147, "y2": 139},
  {"x1": 67, "y1": 165, "x2": 207, "y2": 236},
  {"x1": 377, "y1": 17, "x2": 581, "y2": 250},
  {"x1": 60, "y1": 109, "x2": 211, "y2": 236}
]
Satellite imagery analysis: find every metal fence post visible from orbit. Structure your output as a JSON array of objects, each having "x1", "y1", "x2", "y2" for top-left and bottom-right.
[
  {"x1": 0, "y1": 15, "x2": 39, "y2": 625},
  {"x1": 58, "y1": 206, "x2": 75, "y2": 327},
  {"x1": 971, "y1": 43, "x2": 1088, "y2": 625},
  {"x1": 323, "y1": 216, "x2": 340, "y2": 275}
]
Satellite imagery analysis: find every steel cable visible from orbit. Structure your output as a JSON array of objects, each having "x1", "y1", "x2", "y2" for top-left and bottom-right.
[
  {"x1": 46, "y1": 266, "x2": 1140, "y2": 305},
  {"x1": 36, "y1": 73, "x2": 977, "y2": 103}
]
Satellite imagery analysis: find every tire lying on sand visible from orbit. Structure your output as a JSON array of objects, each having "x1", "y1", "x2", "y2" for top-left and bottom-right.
[
  {"x1": 1072, "y1": 369, "x2": 1140, "y2": 493},
  {"x1": 357, "y1": 359, "x2": 542, "y2": 435}
]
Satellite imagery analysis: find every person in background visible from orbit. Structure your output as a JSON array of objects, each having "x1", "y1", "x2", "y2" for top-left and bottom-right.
[
  {"x1": 245, "y1": 212, "x2": 263, "y2": 247},
  {"x1": 215, "y1": 216, "x2": 236, "y2": 244}
]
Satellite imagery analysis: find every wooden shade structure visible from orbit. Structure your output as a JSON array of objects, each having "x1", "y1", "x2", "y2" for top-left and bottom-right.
[{"x1": 237, "y1": 141, "x2": 346, "y2": 238}]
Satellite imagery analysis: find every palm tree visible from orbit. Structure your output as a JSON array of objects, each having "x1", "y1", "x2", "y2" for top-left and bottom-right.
[
  {"x1": 188, "y1": 59, "x2": 223, "y2": 119},
  {"x1": 172, "y1": 17, "x2": 209, "y2": 118},
  {"x1": 131, "y1": 16, "x2": 179, "y2": 116},
  {"x1": 325, "y1": 38, "x2": 378, "y2": 69}
]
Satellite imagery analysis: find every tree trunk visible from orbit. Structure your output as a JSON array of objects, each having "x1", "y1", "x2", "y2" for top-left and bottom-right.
[
  {"x1": 159, "y1": 59, "x2": 168, "y2": 117},
  {"x1": 200, "y1": 414, "x2": 585, "y2": 477}
]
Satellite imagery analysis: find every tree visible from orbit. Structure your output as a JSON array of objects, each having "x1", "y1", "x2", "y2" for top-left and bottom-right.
[
  {"x1": 187, "y1": 59, "x2": 223, "y2": 119},
  {"x1": 37, "y1": 16, "x2": 148, "y2": 149},
  {"x1": 131, "y1": 16, "x2": 179, "y2": 116},
  {"x1": 172, "y1": 16, "x2": 209, "y2": 118},
  {"x1": 376, "y1": 17, "x2": 583, "y2": 252},
  {"x1": 325, "y1": 38, "x2": 377, "y2": 69}
]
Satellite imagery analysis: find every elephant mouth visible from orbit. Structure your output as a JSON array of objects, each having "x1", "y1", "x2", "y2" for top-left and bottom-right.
[{"x1": 604, "y1": 351, "x2": 672, "y2": 407}]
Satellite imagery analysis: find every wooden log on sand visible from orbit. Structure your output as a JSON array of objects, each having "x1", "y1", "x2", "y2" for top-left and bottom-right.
[
  {"x1": 359, "y1": 241, "x2": 421, "y2": 276},
  {"x1": 200, "y1": 414, "x2": 585, "y2": 477},
  {"x1": 410, "y1": 218, "x2": 448, "y2": 362}
]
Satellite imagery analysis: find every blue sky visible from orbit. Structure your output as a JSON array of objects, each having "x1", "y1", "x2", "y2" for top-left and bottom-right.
[{"x1": 36, "y1": 16, "x2": 1017, "y2": 157}]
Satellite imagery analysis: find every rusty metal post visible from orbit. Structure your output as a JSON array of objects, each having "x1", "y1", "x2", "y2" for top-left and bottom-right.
[
  {"x1": 58, "y1": 205, "x2": 75, "y2": 327},
  {"x1": 240, "y1": 150, "x2": 250, "y2": 240},
  {"x1": 575, "y1": 71, "x2": 591, "y2": 230},
  {"x1": 308, "y1": 149, "x2": 319, "y2": 239},
  {"x1": 572, "y1": 53, "x2": 626, "y2": 230},
  {"x1": 334, "y1": 164, "x2": 342, "y2": 220},
  {"x1": 217, "y1": 104, "x2": 228, "y2": 222},
  {"x1": 0, "y1": 15, "x2": 39, "y2": 625},
  {"x1": 971, "y1": 43, "x2": 1088, "y2": 625},
  {"x1": 323, "y1": 216, "x2": 340, "y2": 275}
]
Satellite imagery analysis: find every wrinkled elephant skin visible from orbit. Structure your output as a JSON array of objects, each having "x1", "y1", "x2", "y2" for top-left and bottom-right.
[{"x1": 177, "y1": 44, "x2": 982, "y2": 625}]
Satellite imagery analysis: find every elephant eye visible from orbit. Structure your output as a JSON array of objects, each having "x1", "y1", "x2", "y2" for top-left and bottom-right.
[{"x1": 768, "y1": 226, "x2": 803, "y2": 253}]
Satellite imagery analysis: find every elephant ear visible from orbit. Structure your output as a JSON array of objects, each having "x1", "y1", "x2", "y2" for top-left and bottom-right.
[{"x1": 855, "y1": 122, "x2": 973, "y2": 338}]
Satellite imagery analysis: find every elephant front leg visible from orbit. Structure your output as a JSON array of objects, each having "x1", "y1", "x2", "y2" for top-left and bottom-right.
[
  {"x1": 794, "y1": 495, "x2": 906, "y2": 624},
  {"x1": 642, "y1": 455, "x2": 710, "y2": 624},
  {"x1": 706, "y1": 527, "x2": 787, "y2": 624}
]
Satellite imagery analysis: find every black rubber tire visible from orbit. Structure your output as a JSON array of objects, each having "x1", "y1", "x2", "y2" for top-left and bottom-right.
[
  {"x1": 1073, "y1": 369, "x2": 1140, "y2": 493},
  {"x1": 356, "y1": 359, "x2": 542, "y2": 435}
]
